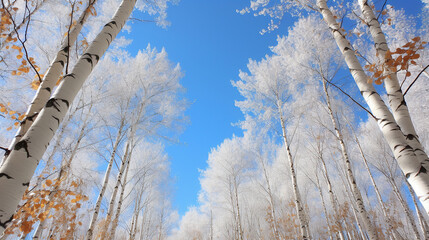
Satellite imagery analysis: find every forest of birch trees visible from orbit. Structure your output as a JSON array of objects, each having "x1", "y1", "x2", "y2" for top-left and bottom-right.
[{"x1": 0, "y1": 0, "x2": 428, "y2": 239}]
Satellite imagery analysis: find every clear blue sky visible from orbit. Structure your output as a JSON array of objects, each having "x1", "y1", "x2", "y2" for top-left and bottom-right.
[
  {"x1": 125, "y1": 0, "x2": 424, "y2": 217},
  {"x1": 126, "y1": 0, "x2": 292, "y2": 216}
]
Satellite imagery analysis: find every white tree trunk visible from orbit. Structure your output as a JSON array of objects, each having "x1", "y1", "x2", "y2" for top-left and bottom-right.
[
  {"x1": 33, "y1": 104, "x2": 92, "y2": 239},
  {"x1": 358, "y1": 0, "x2": 427, "y2": 164},
  {"x1": 404, "y1": 178, "x2": 429, "y2": 239},
  {"x1": 278, "y1": 103, "x2": 310, "y2": 239},
  {"x1": 3, "y1": 0, "x2": 97, "y2": 163},
  {"x1": 257, "y1": 154, "x2": 280, "y2": 239},
  {"x1": 339, "y1": 181, "x2": 367, "y2": 240},
  {"x1": 319, "y1": 151, "x2": 345, "y2": 240},
  {"x1": 129, "y1": 190, "x2": 142, "y2": 240},
  {"x1": 0, "y1": 0, "x2": 136, "y2": 234},
  {"x1": 314, "y1": 173, "x2": 334, "y2": 240},
  {"x1": 321, "y1": 78, "x2": 377, "y2": 239},
  {"x1": 317, "y1": 0, "x2": 429, "y2": 215},
  {"x1": 101, "y1": 139, "x2": 131, "y2": 239},
  {"x1": 389, "y1": 177, "x2": 421, "y2": 239},
  {"x1": 353, "y1": 132, "x2": 404, "y2": 239},
  {"x1": 86, "y1": 119, "x2": 126, "y2": 240},
  {"x1": 108, "y1": 149, "x2": 131, "y2": 240},
  {"x1": 233, "y1": 178, "x2": 244, "y2": 240}
]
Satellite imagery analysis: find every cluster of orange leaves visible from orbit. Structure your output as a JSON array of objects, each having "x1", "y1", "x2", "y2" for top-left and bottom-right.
[
  {"x1": 0, "y1": 102, "x2": 25, "y2": 130},
  {"x1": 365, "y1": 37, "x2": 426, "y2": 85},
  {"x1": 1, "y1": 5, "x2": 41, "y2": 86},
  {"x1": 3, "y1": 177, "x2": 88, "y2": 238},
  {"x1": 0, "y1": 7, "x2": 18, "y2": 42}
]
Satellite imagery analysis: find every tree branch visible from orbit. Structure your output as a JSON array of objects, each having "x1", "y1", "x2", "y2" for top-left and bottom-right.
[
  {"x1": 377, "y1": 0, "x2": 388, "y2": 20},
  {"x1": 325, "y1": 78, "x2": 376, "y2": 119},
  {"x1": 403, "y1": 64, "x2": 429, "y2": 96}
]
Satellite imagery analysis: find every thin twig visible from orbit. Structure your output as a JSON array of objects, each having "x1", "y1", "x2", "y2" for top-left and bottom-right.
[
  {"x1": 65, "y1": 0, "x2": 75, "y2": 75},
  {"x1": 376, "y1": 0, "x2": 388, "y2": 20},
  {"x1": 355, "y1": 50, "x2": 372, "y2": 65},
  {"x1": 403, "y1": 64, "x2": 429, "y2": 96},
  {"x1": 4, "y1": 0, "x2": 43, "y2": 82},
  {"x1": 129, "y1": 17, "x2": 157, "y2": 23},
  {"x1": 325, "y1": 78, "x2": 376, "y2": 119}
]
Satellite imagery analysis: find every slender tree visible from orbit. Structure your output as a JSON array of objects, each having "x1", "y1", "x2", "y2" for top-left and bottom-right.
[
  {"x1": 0, "y1": 0, "x2": 136, "y2": 234},
  {"x1": 2, "y1": 0, "x2": 97, "y2": 164}
]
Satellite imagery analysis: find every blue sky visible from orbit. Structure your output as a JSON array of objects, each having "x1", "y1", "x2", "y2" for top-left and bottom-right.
[
  {"x1": 125, "y1": 0, "x2": 424, "y2": 217},
  {"x1": 126, "y1": 0, "x2": 293, "y2": 216}
]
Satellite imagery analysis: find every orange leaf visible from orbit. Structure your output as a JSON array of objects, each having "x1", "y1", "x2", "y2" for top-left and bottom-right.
[
  {"x1": 6, "y1": 126, "x2": 12, "y2": 131},
  {"x1": 31, "y1": 80, "x2": 40, "y2": 90},
  {"x1": 46, "y1": 179, "x2": 52, "y2": 186},
  {"x1": 410, "y1": 54, "x2": 420, "y2": 59},
  {"x1": 412, "y1": 36, "x2": 421, "y2": 42}
]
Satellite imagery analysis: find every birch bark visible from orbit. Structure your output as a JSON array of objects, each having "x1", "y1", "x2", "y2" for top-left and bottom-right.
[
  {"x1": 0, "y1": 0, "x2": 135, "y2": 235},
  {"x1": 86, "y1": 119, "x2": 126, "y2": 240},
  {"x1": 389, "y1": 176, "x2": 421, "y2": 239},
  {"x1": 317, "y1": 0, "x2": 429, "y2": 215},
  {"x1": 278, "y1": 103, "x2": 310, "y2": 239},
  {"x1": 100, "y1": 138, "x2": 131, "y2": 239},
  {"x1": 321, "y1": 77, "x2": 377, "y2": 240},
  {"x1": 318, "y1": 143, "x2": 345, "y2": 240},
  {"x1": 33, "y1": 103, "x2": 92, "y2": 239},
  {"x1": 108, "y1": 149, "x2": 131, "y2": 240},
  {"x1": 257, "y1": 153, "x2": 280, "y2": 239},
  {"x1": 3, "y1": 0, "x2": 97, "y2": 162},
  {"x1": 353, "y1": 132, "x2": 404, "y2": 240},
  {"x1": 404, "y1": 179, "x2": 429, "y2": 239},
  {"x1": 357, "y1": 0, "x2": 427, "y2": 164}
]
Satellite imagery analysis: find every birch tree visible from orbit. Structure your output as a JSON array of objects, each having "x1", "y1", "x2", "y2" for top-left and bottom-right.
[
  {"x1": 242, "y1": 0, "x2": 429, "y2": 215},
  {"x1": 86, "y1": 45, "x2": 186, "y2": 239},
  {"x1": 0, "y1": 0, "x2": 136, "y2": 234},
  {"x1": 233, "y1": 50, "x2": 312, "y2": 239},
  {"x1": 3, "y1": 0, "x2": 98, "y2": 161},
  {"x1": 198, "y1": 136, "x2": 255, "y2": 240}
]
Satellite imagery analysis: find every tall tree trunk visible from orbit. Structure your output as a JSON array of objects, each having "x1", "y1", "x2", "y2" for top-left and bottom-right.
[
  {"x1": 108, "y1": 146, "x2": 131, "y2": 240},
  {"x1": 277, "y1": 102, "x2": 310, "y2": 239},
  {"x1": 321, "y1": 77, "x2": 377, "y2": 239},
  {"x1": 257, "y1": 154, "x2": 280, "y2": 239},
  {"x1": 139, "y1": 204, "x2": 151, "y2": 240},
  {"x1": 318, "y1": 149, "x2": 345, "y2": 240},
  {"x1": 358, "y1": 0, "x2": 426, "y2": 165},
  {"x1": 340, "y1": 181, "x2": 367, "y2": 240},
  {"x1": 314, "y1": 173, "x2": 334, "y2": 240},
  {"x1": 33, "y1": 103, "x2": 92, "y2": 239},
  {"x1": 101, "y1": 139, "x2": 131, "y2": 239},
  {"x1": 233, "y1": 178, "x2": 244, "y2": 240},
  {"x1": 317, "y1": 0, "x2": 429, "y2": 215},
  {"x1": 404, "y1": 178, "x2": 429, "y2": 239},
  {"x1": 87, "y1": 119, "x2": 126, "y2": 240},
  {"x1": 210, "y1": 209, "x2": 214, "y2": 240},
  {"x1": 3, "y1": 0, "x2": 97, "y2": 163},
  {"x1": 129, "y1": 189, "x2": 142, "y2": 240},
  {"x1": 0, "y1": 0, "x2": 136, "y2": 235},
  {"x1": 389, "y1": 177, "x2": 421, "y2": 239},
  {"x1": 351, "y1": 125, "x2": 404, "y2": 240}
]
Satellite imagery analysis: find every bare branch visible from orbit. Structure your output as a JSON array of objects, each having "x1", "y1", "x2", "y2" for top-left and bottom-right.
[
  {"x1": 325, "y1": 78, "x2": 376, "y2": 119},
  {"x1": 403, "y1": 64, "x2": 429, "y2": 96}
]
